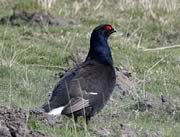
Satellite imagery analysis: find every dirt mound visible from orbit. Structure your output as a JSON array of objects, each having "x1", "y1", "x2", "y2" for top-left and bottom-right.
[
  {"x1": 0, "y1": 10, "x2": 80, "y2": 26},
  {"x1": 0, "y1": 106, "x2": 50, "y2": 137},
  {"x1": 114, "y1": 67, "x2": 137, "y2": 96}
]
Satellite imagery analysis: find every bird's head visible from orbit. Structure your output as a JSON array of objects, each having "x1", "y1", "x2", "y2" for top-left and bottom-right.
[
  {"x1": 87, "y1": 24, "x2": 116, "y2": 65},
  {"x1": 91, "y1": 24, "x2": 116, "y2": 39}
]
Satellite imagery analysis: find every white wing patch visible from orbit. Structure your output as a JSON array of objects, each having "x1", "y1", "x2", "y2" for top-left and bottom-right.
[
  {"x1": 84, "y1": 90, "x2": 98, "y2": 95},
  {"x1": 88, "y1": 92, "x2": 98, "y2": 95},
  {"x1": 48, "y1": 106, "x2": 65, "y2": 116}
]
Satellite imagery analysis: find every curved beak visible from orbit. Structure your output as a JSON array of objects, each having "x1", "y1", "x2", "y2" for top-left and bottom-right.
[
  {"x1": 106, "y1": 28, "x2": 116, "y2": 37},
  {"x1": 110, "y1": 28, "x2": 116, "y2": 33}
]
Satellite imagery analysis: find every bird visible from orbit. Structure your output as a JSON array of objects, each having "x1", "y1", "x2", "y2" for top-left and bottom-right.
[{"x1": 41, "y1": 24, "x2": 116, "y2": 124}]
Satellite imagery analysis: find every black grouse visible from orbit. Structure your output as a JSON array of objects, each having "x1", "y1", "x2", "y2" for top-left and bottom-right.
[{"x1": 41, "y1": 24, "x2": 116, "y2": 123}]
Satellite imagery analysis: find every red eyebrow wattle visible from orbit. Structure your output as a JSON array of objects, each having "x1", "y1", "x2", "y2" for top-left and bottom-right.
[{"x1": 104, "y1": 25, "x2": 113, "y2": 30}]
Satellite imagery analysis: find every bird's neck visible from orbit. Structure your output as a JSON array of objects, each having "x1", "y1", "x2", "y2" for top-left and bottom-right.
[{"x1": 86, "y1": 35, "x2": 113, "y2": 65}]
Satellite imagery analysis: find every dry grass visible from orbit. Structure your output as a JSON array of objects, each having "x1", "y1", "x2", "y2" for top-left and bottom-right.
[
  {"x1": 36, "y1": 0, "x2": 57, "y2": 9},
  {"x1": 117, "y1": 0, "x2": 178, "y2": 11}
]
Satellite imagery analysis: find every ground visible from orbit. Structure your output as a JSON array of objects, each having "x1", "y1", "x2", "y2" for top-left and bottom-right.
[{"x1": 0, "y1": 0, "x2": 180, "y2": 137}]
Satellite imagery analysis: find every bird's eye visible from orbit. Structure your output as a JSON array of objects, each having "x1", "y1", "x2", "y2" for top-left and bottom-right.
[{"x1": 103, "y1": 25, "x2": 113, "y2": 31}]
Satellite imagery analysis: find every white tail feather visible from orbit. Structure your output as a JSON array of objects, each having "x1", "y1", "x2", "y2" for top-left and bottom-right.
[{"x1": 48, "y1": 106, "x2": 65, "y2": 116}]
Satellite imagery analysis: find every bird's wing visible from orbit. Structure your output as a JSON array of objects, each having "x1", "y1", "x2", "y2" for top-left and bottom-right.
[
  {"x1": 68, "y1": 60, "x2": 110, "y2": 97},
  {"x1": 62, "y1": 97, "x2": 89, "y2": 114}
]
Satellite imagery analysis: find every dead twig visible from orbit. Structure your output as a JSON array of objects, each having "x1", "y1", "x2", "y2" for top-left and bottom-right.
[
  {"x1": 147, "y1": 57, "x2": 165, "y2": 73},
  {"x1": 141, "y1": 45, "x2": 180, "y2": 51},
  {"x1": 28, "y1": 64, "x2": 67, "y2": 70}
]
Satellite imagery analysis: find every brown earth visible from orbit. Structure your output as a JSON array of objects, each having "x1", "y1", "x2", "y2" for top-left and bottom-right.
[{"x1": 0, "y1": 106, "x2": 50, "y2": 137}]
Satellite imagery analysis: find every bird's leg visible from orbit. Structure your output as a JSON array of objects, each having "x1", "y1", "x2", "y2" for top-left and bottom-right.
[
  {"x1": 73, "y1": 115, "x2": 78, "y2": 123},
  {"x1": 85, "y1": 116, "x2": 91, "y2": 125}
]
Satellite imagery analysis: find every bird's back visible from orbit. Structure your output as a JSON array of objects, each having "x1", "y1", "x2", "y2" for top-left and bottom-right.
[{"x1": 42, "y1": 60, "x2": 116, "y2": 117}]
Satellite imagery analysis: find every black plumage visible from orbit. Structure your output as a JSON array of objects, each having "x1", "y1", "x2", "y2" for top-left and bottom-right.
[{"x1": 41, "y1": 24, "x2": 116, "y2": 123}]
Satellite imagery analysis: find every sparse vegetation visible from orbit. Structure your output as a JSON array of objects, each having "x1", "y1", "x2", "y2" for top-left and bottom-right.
[{"x1": 0, "y1": 0, "x2": 180, "y2": 136}]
